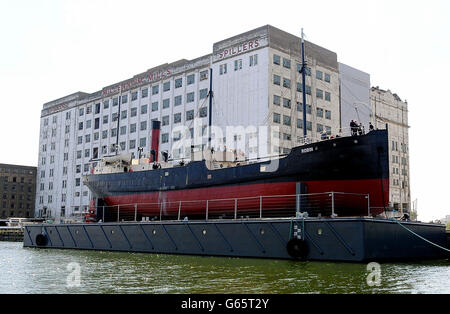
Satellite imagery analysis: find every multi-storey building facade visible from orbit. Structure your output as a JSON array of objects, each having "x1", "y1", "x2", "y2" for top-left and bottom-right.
[
  {"x1": 0, "y1": 164, "x2": 36, "y2": 218},
  {"x1": 370, "y1": 86, "x2": 410, "y2": 214},
  {"x1": 35, "y1": 25, "x2": 365, "y2": 221}
]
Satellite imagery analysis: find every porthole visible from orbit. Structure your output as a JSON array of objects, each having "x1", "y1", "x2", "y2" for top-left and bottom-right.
[
  {"x1": 260, "y1": 229, "x2": 265, "y2": 235},
  {"x1": 152, "y1": 229, "x2": 157, "y2": 235},
  {"x1": 75, "y1": 230, "x2": 79, "y2": 235},
  {"x1": 111, "y1": 230, "x2": 115, "y2": 234},
  {"x1": 202, "y1": 230, "x2": 207, "y2": 235},
  {"x1": 317, "y1": 228, "x2": 323, "y2": 235},
  {"x1": 333, "y1": 143, "x2": 336, "y2": 147},
  {"x1": 354, "y1": 140, "x2": 358, "y2": 144}
]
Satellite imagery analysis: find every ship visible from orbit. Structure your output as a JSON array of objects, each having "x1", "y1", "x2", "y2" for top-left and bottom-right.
[{"x1": 82, "y1": 29, "x2": 390, "y2": 222}]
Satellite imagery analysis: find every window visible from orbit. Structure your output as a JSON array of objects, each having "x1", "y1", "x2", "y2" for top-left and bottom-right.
[
  {"x1": 129, "y1": 140, "x2": 136, "y2": 149},
  {"x1": 139, "y1": 138, "x2": 146, "y2": 147},
  {"x1": 113, "y1": 97, "x2": 118, "y2": 106},
  {"x1": 317, "y1": 108, "x2": 324, "y2": 118},
  {"x1": 273, "y1": 113, "x2": 281, "y2": 124},
  {"x1": 325, "y1": 110, "x2": 331, "y2": 120},
  {"x1": 325, "y1": 92, "x2": 331, "y2": 102},
  {"x1": 187, "y1": 74, "x2": 195, "y2": 85},
  {"x1": 174, "y1": 113, "x2": 182, "y2": 124},
  {"x1": 283, "y1": 58, "x2": 291, "y2": 69},
  {"x1": 94, "y1": 118, "x2": 99, "y2": 129},
  {"x1": 175, "y1": 78, "x2": 182, "y2": 88},
  {"x1": 199, "y1": 107, "x2": 207, "y2": 118},
  {"x1": 174, "y1": 95, "x2": 182, "y2": 106},
  {"x1": 130, "y1": 123, "x2": 136, "y2": 133},
  {"x1": 316, "y1": 89, "x2": 323, "y2": 99},
  {"x1": 199, "y1": 89, "x2": 208, "y2": 100},
  {"x1": 316, "y1": 70, "x2": 323, "y2": 80},
  {"x1": 162, "y1": 115, "x2": 169, "y2": 126},
  {"x1": 200, "y1": 70, "x2": 208, "y2": 81},
  {"x1": 78, "y1": 122, "x2": 83, "y2": 130},
  {"x1": 140, "y1": 121, "x2": 147, "y2": 131},
  {"x1": 85, "y1": 134, "x2": 91, "y2": 143},
  {"x1": 141, "y1": 105, "x2": 148, "y2": 114},
  {"x1": 249, "y1": 54, "x2": 258, "y2": 67},
  {"x1": 273, "y1": 95, "x2": 281, "y2": 106},
  {"x1": 111, "y1": 128, "x2": 117, "y2": 137},
  {"x1": 162, "y1": 133, "x2": 169, "y2": 143},
  {"x1": 163, "y1": 81, "x2": 170, "y2": 92},
  {"x1": 283, "y1": 98, "x2": 291, "y2": 109},
  {"x1": 120, "y1": 142, "x2": 125, "y2": 151},
  {"x1": 77, "y1": 136, "x2": 83, "y2": 145},
  {"x1": 103, "y1": 100, "x2": 109, "y2": 109},
  {"x1": 79, "y1": 108, "x2": 84, "y2": 116},
  {"x1": 95, "y1": 103, "x2": 101, "y2": 114},
  {"x1": 297, "y1": 82, "x2": 303, "y2": 93},
  {"x1": 120, "y1": 126, "x2": 127, "y2": 135},
  {"x1": 187, "y1": 92, "x2": 195, "y2": 103},
  {"x1": 186, "y1": 110, "x2": 194, "y2": 121},
  {"x1": 325, "y1": 73, "x2": 331, "y2": 83},
  {"x1": 103, "y1": 115, "x2": 108, "y2": 124},
  {"x1": 306, "y1": 85, "x2": 311, "y2": 95},
  {"x1": 273, "y1": 75, "x2": 281, "y2": 86},
  {"x1": 131, "y1": 91, "x2": 138, "y2": 101},
  {"x1": 142, "y1": 88, "x2": 148, "y2": 98},
  {"x1": 163, "y1": 98, "x2": 170, "y2": 109},
  {"x1": 65, "y1": 125, "x2": 70, "y2": 134},
  {"x1": 234, "y1": 59, "x2": 242, "y2": 71},
  {"x1": 121, "y1": 110, "x2": 127, "y2": 120},
  {"x1": 273, "y1": 55, "x2": 281, "y2": 65},
  {"x1": 152, "y1": 102, "x2": 158, "y2": 112},
  {"x1": 283, "y1": 115, "x2": 291, "y2": 126},
  {"x1": 66, "y1": 112, "x2": 71, "y2": 120},
  {"x1": 152, "y1": 85, "x2": 159, "y2": 95},
  {"x1": 130, "y1": 107, "x2": 137, "y2": 117},
  {"x1": 219, "y1": 64, "x2": 227, "y2": 75},
  {"x1": 86, "y1": 106, "x2": 92, "y2": 114},
  {"x1": 317, "y1": 124, "x2": 324, "y2": 133},
  {"x1": 283, "y1": 78, "x2": 291, "y2": 89},
  {"x1": 102, "y1": 130, "x2": 108, "y2": 139},
  {"x1": 84, "y1": 149, "x2": 90, "y2": 158},
  {"x1": 86, "y1": 120, "x2": 91, "y2": 129}
]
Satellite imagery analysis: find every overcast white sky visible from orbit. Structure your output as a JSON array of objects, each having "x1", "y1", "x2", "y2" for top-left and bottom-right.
[{"x1": 0, "y1": 0, "x2": 449, "y2": 221}]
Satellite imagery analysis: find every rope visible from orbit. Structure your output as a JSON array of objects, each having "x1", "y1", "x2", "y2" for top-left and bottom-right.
[{"x1": 395, "y1": 220, "x2": 450, "y2": 253}]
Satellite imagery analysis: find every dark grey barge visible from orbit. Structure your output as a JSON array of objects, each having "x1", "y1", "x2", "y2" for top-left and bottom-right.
[{"x1": 23, "y1": 218, "x2": 448, "y2": 262}]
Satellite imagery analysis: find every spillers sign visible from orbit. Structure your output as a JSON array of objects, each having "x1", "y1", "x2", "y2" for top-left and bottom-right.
[
  {"x1": 213, "y1": 36, "x2": 268, "y2": 62},
  {"x1": 102, "y1": 68, "x2": 172, "y2": 97}
]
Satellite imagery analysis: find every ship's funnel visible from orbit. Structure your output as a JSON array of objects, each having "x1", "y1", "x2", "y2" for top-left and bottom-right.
[{"x1": 150, "y1": 120, "x2": 161, "y2": 162}]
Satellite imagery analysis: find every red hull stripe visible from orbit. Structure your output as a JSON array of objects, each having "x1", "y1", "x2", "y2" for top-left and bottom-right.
[{"x1": 103, "y1": 178, "x2": 389, "y2": 216}]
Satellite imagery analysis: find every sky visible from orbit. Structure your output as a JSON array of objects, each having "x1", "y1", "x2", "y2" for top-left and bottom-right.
[{"x1": 0, "y1": 0, "x2": 449, "y2": 222}]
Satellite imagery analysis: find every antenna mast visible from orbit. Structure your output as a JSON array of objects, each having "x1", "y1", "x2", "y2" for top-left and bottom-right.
[{"x1": 301, "y1": 28, "x2": 308, "y2": 138}]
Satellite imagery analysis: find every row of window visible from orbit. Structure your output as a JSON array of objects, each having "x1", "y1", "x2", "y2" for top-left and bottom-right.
[
  {"x1": 219, "y1": 54, "x2": 258, "y2": 75},
  {"x1": 273, "y1": 54, "x2": 331, "y2": 83},
  {"x1": 273, "y1": 75, "x2": 331, "y2": 101},
  {"x1": 272, "y1": 113, "x2": 331, "y2": 132},
  {"x1": 273, "y1": 96, "x2": 332, "y2": 119}
]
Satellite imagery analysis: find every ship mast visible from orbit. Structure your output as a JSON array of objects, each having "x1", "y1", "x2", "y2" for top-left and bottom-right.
[
  {"x1": 300, "y1": 28, "x2": 308, "y2": 139},
  {"x1": 208, "y1": 67, "x2": 213, "y2": 149}
]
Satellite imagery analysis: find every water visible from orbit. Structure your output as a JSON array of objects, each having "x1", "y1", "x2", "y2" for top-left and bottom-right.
[{"x1": 0, "y1": 241, "x2": 448, "y2": 294}]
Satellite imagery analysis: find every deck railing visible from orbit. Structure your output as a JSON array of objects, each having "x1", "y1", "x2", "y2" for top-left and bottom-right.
[{"x1": 70, "y1": 192, "x2": 373, "y2": 223}]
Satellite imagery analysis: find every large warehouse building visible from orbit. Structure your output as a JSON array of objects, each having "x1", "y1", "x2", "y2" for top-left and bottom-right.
[{"x1": 35, "y1": 25, "x2": 409, "y2": 221}]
